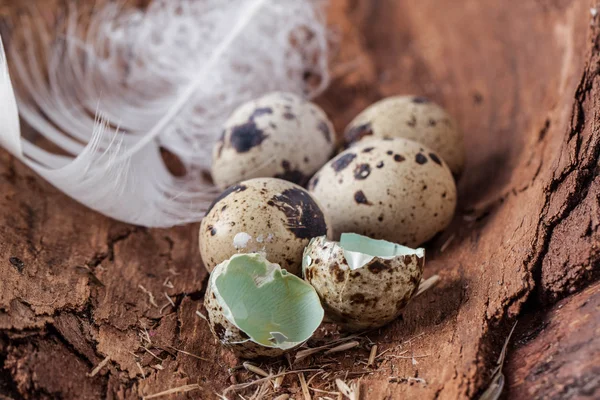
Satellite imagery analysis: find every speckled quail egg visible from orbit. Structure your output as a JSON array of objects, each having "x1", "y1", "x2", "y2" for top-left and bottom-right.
[
  {"x1": 200, "y1": 177, "x2": 330, "y2": 275},
  {"x1": 205, "y1": 253, "x2": 324, "y2": 358},
  {"x1": 303, "y1": 233, "x2": 424, "y2": 331},
  {"x1": 344, "y1": 95, "x2": 465, "y2": 175},
  {"x1": 212, "y1": 92, "x2": 335, "y2": 189},
  {"x1": 308, "y1": 138, "x2": 456, "y2": 247}
]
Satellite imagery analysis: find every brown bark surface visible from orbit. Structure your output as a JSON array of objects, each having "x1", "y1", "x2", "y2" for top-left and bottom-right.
[
  {"x1": 505, "y1": 281, "x2": 600, "y2": 399},
  {"x1": 0, "y1": 0, "x2": 599, "y2": 399}
]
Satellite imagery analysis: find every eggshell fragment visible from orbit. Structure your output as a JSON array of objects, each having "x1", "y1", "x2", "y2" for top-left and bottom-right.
[
  {"x1": 303, "y1": 234, "x2": 424, "y2": 331},
  {"x1": 200, "y1": 177, "x2": 330, "y2": 275},
  {"x1": 205, "y1": 253, "x2": 324, "y2": 358},
  {"x1": 308, "y1": 138, "x2": 457, "y2": 247},
  {"x1": 344, "y1": 95, "x2": 465, "y2": 175},
  {"x1": 212, "y1": 92, "x2": 335, "y2": 189}
]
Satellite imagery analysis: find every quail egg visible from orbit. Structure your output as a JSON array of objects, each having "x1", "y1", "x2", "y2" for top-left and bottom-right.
[
  {"x1": 308, "y1": 138, "x2": 456, "y2": 247},
  {"x1": 200, "y1": 177, "x2": 330, "y2": 275},
  {"x1": 205, "y1": 253, "x2": 324, "y2": 358},
  {"x1": 212, "y1": 92, "x2": 335, "y2": 189},
  {"x1": 344, "y1": 95, "x2": 465, "y2": 175},
  {"x1": 303, "y1": 233, "x2": 424, "y2": 331}
]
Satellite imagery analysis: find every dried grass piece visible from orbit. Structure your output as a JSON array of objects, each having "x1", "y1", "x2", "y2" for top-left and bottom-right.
[
  {"x1": 298, "y1": 373, "x2": 311, "y2": 400},
  {"x1": 388, "y1": 376, "x2": 427, "y2": 384},
  {"x1": 309, "y1": 387, "x2": 341, "y2": 396},
  {"x1": 142, "y1": 347, "x2": 164, "y2": 362},
  {"x1": 142, "y1": 384, "x2": 201, "y2": 399},
  {"x1": 138, "y1": 285, "x2": 159, "y2": 307},
  {"x1": 163, "y1": 292, "x2": 175, "y2": 307},
  {"x1": 367, "y1": 345, "x2": 378, "y2": 367},
  {"x1": 163, "y1": 277, "x2": 174, "y2": 289},
  {"x1": 414, "y1": 275, "x2": 441, "y2": 298},
  {"x1": 479, "y1": 322, "x2": 518, "y2": 400},
  {"x1": 87, "y1": 356, "x2": 110, "y2": 377},
  {"x1": 440, "y1": 234, "x2": 455, "y2": 252},
  {"x1": 140, "y1": 326, "x2": 152, "y2": 345},
  {"x1": 335, "y1": 379, "x2": 359, "y2": 400},
  {"x1": 136, "y1": 362, "x2": 146, "y2": 380},
  {"x1": 168, "y1": 346, "x2": 210, "y2": 361},
  {"x1": 223, "y1": 369, "x2": 320, "y2": 397},
  {"x1": 244, "y1": 362, "x2": 270, "y2": 378},
  {"x1": 324, "y1": 341, "x2": 359, "y2": 355},
  {"x1": 294, "y1": 334, "x2": 362, "y2": 362},
  {"x1": 306, "y1": 370, "x2": 324, "y2": 387},
  {"x1": 273, "y1": 395, "x2": 290, "y2": 400},
  {"x1": 249, "y1": 382, "x2": 271, "y2": 400},
  {"x1": 273, "y1": 367, "x2": 285, "y2": 389}
]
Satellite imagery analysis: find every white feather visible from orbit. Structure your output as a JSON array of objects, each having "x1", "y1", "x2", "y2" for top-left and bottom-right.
[{"x1": 2, "y1": 0, "x2": 329, "y2": 226}]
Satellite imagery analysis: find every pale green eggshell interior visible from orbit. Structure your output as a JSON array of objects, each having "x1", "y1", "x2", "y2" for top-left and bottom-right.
[
  {"x1": 305, "y1": 233, "x2": 425, "y2": 271},
  {"x1": 213, "y1": 254, "x2": 324, "y2": 349}
]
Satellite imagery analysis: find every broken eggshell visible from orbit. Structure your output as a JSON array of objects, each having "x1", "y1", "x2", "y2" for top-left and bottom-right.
[
  {"x1": 212, "y1": 92, "x2": 335, "y2": 189},
  {"x1": 199, "y1": 177, "x2": 330, "y2": 275},
  {"x1": 344, "y1": 95, "x2": 465, "y2": 176},
  {"x1": 205, "y1": 253, "x2": 324, "y2": 359},
  {"x1": 303, "y1": 233, "x2": 424, "y2": 331}
]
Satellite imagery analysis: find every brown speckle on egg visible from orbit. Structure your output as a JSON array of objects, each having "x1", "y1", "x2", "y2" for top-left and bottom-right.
[
  {"x1": 354, "y1": 190, "x2": 371, "y2": 205},
  {"x1": 331, "y1": 153, "x2": 357, "y2": 172},
  {"x1": 367, "y1": 260, "x2": 388, "y2": 274},
  {"x1": 353, "y1": 164, "x2": 371, "y2": 180},
  {"x1": 415, "y1": 153, "x2": 428, "y2": 164},
  {"x1": 430, "y1": 153, "x2": 442, "y2": 165},
  {"x1": 269, "y1": 188, "x2": 328, "y2": 240},
  {"x1": 412, "y1": 96, "x2": 430, "y2": 103},
  {"x1": 344, "y1": 122, "x2": 373, "y2": 143},
  {"x1": 249, "y1": 107, "x2": 273, "y2": 120},
  {"x1": 318, "y1": 121, "x2": 332, "y2": 143},
  {"x1": 230, "y1": 121, "x2": 268, "y2": 153}
]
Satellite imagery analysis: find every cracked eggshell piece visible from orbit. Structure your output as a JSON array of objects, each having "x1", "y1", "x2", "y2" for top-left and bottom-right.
[
  {"x1": 212, "y1": 92, "x2": 335, "y2": 189},
  {"x1": 303, "y1": 233, "x2": 424, "y2": 331},
  {"x1": 308, "y1": 138, "x2": 457, "y2": 248},
  {"x1": 200, "y1": 177, "x2": 330, "y2": 275},
  {"x1": 205, "y1": 253, "x2": 324, "y2": 359},
  {"x1": 344, "y1": 95, "x2": 465, "y2": 176}
]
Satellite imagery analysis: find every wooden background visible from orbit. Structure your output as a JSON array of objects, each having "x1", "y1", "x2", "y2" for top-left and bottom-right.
[{"x1": 0, "y1": 0, "x2": 599, "y2": 399}]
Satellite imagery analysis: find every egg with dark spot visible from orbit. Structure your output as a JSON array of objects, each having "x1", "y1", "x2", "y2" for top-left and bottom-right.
[
  {"x1": 212, "y1": 92, "x2": 335, "y2": 189},
  {"x1": 200, "y1": 178, "x2": 331, "y2": 275},
  {"x1": 308, "y1": 138, "x2": 456, "y2": 247},
  {"x1": 344, "y1": 95, "x2": 465, "y2": 175},
  {"x1": 303, "y1": 234, "x2": 424, "y2": 331}
]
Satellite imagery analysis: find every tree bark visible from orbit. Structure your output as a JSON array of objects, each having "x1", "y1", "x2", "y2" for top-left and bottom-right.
[
  {"x1": 505, "y1": 281, "x2": 600, "y2": 399},
  {"x1": 0, "y1": 0, "x2": 599, "y2": 399}
]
